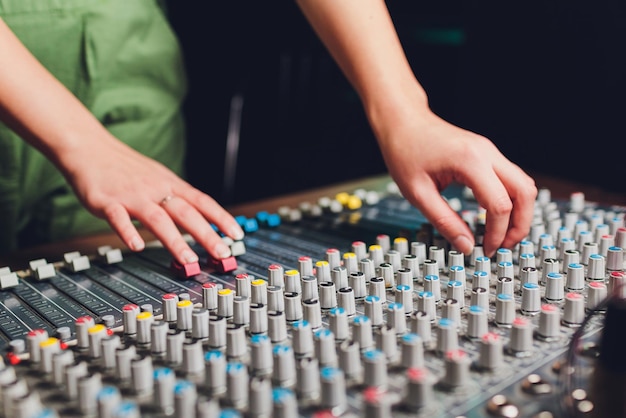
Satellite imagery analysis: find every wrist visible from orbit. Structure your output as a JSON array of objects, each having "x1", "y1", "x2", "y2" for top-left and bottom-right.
[{"x1": 364, "y1": 82, "x2": 431, "y2": 146}]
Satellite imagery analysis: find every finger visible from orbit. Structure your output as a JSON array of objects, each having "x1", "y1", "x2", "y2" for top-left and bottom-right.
[
  {"x1": 408, "y1": 180, "x2": 475, "y2": 255},
  {"x1": 177, "y1": 187, "x2": 244, "y2": 240},
  {"x1": 497, "y1": 167, "x2": 537, "y2": 249},
  {"x1": 103, "y1": 203, "x2": 145, "y2": 252},
  {"x1": 131, "y1": 203, "x2": 199, "y2": 265},
  {"x1": 466, "y1": 171, "x2": 513, "y2": 257},
  {"x1": 161, "y1": 195, "x2": 233, "y2": 260}
]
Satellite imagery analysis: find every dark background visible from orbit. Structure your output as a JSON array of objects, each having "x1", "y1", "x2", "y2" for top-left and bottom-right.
[{"x1": 166, "y1": 1, "x2": 625, "y2": 207}]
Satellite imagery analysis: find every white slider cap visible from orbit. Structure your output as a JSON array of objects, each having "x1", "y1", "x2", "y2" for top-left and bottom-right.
[
  {"x1": 64, "y1": 251, "x2": 93, "y2": 271},
  {"x1": 104, "y1": 249, "x2": 123, "y2": 265},
  {"x1": 0, "y1": 272, "x2": 19, "y2": 289},
  {"x1": 35, "y1": 264, "x2": 56, "y2": 280}
]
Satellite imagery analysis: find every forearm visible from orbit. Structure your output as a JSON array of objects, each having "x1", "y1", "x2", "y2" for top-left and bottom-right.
[
  {"x1": 295, "y1": 0, "x2": 429, "y2": 123},
  {"x1": 0, "y1": 18, "x2": 115, "y2": 173}
]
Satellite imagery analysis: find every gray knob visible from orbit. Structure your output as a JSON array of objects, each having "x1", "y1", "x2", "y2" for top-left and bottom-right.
[
  {"x1": 268, "y1": 311, "x2": 288, "y2": 343},
  {"x1": 566, "y1": 263, "x2": 585, "y2": 291},
  {"x1": 303, "y1": 299, "x2": 322, "y2": 330},
  {"x1": 337, "y1": 287, "x2": 356, "y2": 317},
  {"x1": 150, "y1": 321, "x2": 169, "y2": 356},
  {"x1": 368, "y1": 277, "x2": 386, "y2": 302},
  {"x1": 436, "y1": 318, "x2": 458, "y2": 354},
  {"x1": 416, "y1": 291, "x2": 436, "y2": 320},
  {"x1": 478, "y1": 332, "x2": 503, "y2": 370},
  {"x1": 375, "y1": 325, "x2": 398, "y2": 362},
  {"x1": 123, "y1": 304, "x2": 140, "y2": 335},
  {"x1": 272, "y1": 345, "x2": 296, "y2": 388},
  {"x1": 467, "y1": 305, "x2": 488, "y2": 339},
  {"x1": 284, "y1": 292, "x2": 303, "y2": 322},
  {"x1": 251, "y1": 279, "x2": 268, "y2": 305},
  {"x1": 449, "y1": 265, "x2": 467, "y2": 288},
  {"x1": 283, "y1": 269, "x2": 301, "y2": 293},
  {"x1": 472, "y1": 270, "x2": 489, "y2": 291},
  {"x1": 74, "y1": 317, "x2": 94, "y2": 351},
  {"x1": 161, "y1": 294, "x2": 179, "y2": 323},
  {"x1": 563, "y1": 292, "x2": 585, "y2": 325},
  {"x1": 395, "y1": 284, "x2": 413, "y2": 314},
  {"x1": 298, "y1": 256, "x2": 313, "y2": 277},
  {"x1": 363, "y1": 349, "x2": 387, "y2": 390},
  {"x1": 226, "y1": 324, "x2": 248, "y2": 359},
  {"x1": 314, "y1": 329, "x2": 337, "y2": 367},
  {"x1": 441, "y1": 349, "x2": 471, "y2": 388},
  {"x1": 496, "y1": 276, "x2": 514, "y2": 297},
  {"x1": 404, "y1": 367, "x2": 434, "y2": 410},
  {"x1": 400, "y1": 333, "x2": 424, "y2": 369},
  {"x1": 331, "y1": 266, "x2": 349, "y2": 290},
  {"x1": 97, "y1": 385, "x2": 122, "y2": 418},
  {"x1": 519, "y1": 266, "x2": 539, "y2": 287},
  {"x1": 537, "y1": 304, "x2": 561, "y2": 340},
  {"x1": 295, "y1": 357, "x2": 320, "y2": 401},
  {"x1": 544, "y1": 272, "x2": 565, "y2": 302},
  {"x1": 182, "y1": 339, "x2": 204, "y2": 376},
  {"x1": 470, "y1": 287, "x2": 489, "y2": 312},
  {"x1": 136, "y1": 311, "x2": 154, "y2": 346},
  {"x1": 328, "y1": 307, "x2": 349, "y2": 341},
  {"x1": 235, "y1": 273, "x2": 252, "y2": 298},
  {"x1": 208, "y1": 315, "x2": 227, "y2": 348},
  {"x1": 587, "y1": 281, "x2": 608, "y2": 311},
  {"x1": 174, "y1": 380, "x2": 197, "y2": 418},
  {"x1": 204, "y1": 350, "x2": 227, "y2": 394},
  {"x1": 302, "y1": 276, "x2": 319, "y2": 301},
  {"x1": 397, "y1": 268, "x2": 413, "y2": 290},
  {"x1": 352, "y1": 316, "x2": 374, "y2": 351},
  {"x1": 586, "y1": 254, "x2": 606, "y2": 281},
  {"x1": 320, "y1": 367, "x2": 346, "y2": 412},
  {"x1": 272, "y1": 387, "x2": 298, "y2": 418},
  {"x1": 364, "y1": 295, "x2": 384, "y2": 327},
  {"x1": 291, "y1": 320, "x2": 314, "y2": 358},
  {"x1": 338, "y1": 340, "x2": 362, "y2": 381},
  {"x1": 410, "y1": 311, "x2": 432, "y2": 344},
  {"x1": 153, "y1": 367, "x2": 176, "y2": 414},
  {"x1": 315, "y1": 260, "x2": 332, "y2": 284},
  {"x1": 115, "y1": 345, "x2": 136, "y2": 382},
  {"x1": 359, "y1": 258, "x2": 376, "y2": 281},
  {"x1": 250, "y1": 334, "x2": 273, "y2": 376},
  {"x1": 232, "y1": 296, "x2": 250, "y2": 327},
  {"x1": 520, "y1": 283, "x2": 541, "y2": 315},
  {"x1": 268, "y1": 264, "x2": 285, "y2": 287},
  {"x1": 131, "y1": 355, "x2": 153, "y2": 396},
  {"x1": 508, "y1": 317, "x2": 533, "y2": 354},
  {"x1": 349, "y1": 272, "x2": 367, "y2": 299},
  {"x1": 447, "y1": 281, "x2": 465, "y2": 308},
  {"x1": 217, "y1": 288, "x2": 234, "y2": 318},
  {"x1": 78, "y1": 373, "x2": 102, "y2": 416},
  {"x1": 52, "y1": 349, "x2": 74, "y2": 385},
  {"x1": 249, "y1": 303, "x2": 268, "y2": 335},
  {"x1": 495, "y1": 294, "x2": 515, "y2": 326},
  {"x1": 176, "y1": 300, "x2": 194, "y2": 331},
  {"x1": 441, "y1": 298, "x2": 461, "y2": 326},
  {"x1": 474, "y1": 256, "x2": 491, "y2": 275},
  {"x1": 249, "y1": 376, "x2": 273, "y2": 418},
  {"x1": 319, "y1": 281, "x2": 337, "y2": 310}
]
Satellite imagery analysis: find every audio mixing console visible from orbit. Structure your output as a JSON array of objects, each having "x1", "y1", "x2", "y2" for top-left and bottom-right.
[{"x1": 0, "y1": 181, "x2": 624, "y2": 418}]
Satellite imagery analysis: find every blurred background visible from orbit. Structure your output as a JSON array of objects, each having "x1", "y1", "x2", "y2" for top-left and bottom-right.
[{"x1": 165, "y1": 0, "x2": 625, "y2": 207}]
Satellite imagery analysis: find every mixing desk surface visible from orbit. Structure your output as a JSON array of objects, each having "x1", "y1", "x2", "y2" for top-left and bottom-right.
[{"x1": 0, "y1": 181, "x2": 625, "y2": 418}]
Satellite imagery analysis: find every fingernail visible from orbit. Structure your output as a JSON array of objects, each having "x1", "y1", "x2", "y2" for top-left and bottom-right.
[
  {"x1": 130, "y1": 237, "x2": 145, "y2": 252},
  {"x1": 216, "y1": 242, "x2": 232, "y2": 259},
  {"x1": 230, "y1": 226, "x2": 245, "y2": 241},
  {"x1": 182, "y1": 249, "x2": 199, "y2": 264},
  {"x1": 452, "y1": 235, "x2": 474, "y2": 255}
]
